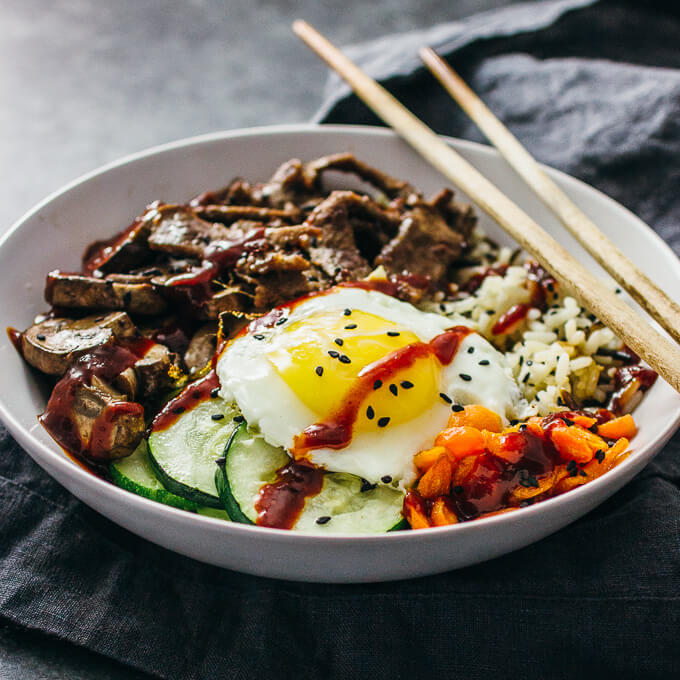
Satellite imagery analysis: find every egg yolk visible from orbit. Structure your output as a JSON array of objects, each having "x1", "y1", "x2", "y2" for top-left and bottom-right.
[{"x1": 266, "y1": 310, "x2": 440, "y2": 431}]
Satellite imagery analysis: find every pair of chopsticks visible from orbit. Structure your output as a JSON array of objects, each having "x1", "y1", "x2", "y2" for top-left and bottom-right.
[{"x1": 293, "y1": 20, "x2": 680, "y2": 394}]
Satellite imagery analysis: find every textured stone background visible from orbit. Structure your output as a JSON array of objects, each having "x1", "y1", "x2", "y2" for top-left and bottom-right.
[{"x1": 0, "y1": 1, "x2": 515, "y2": 677}]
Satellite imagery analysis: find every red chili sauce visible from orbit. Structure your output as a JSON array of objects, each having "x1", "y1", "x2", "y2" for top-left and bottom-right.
[
  {"x1": 292, "y1": 326, "x2": 473, "y2": 455},
  {"x1": 254, "y1": 461, "x2": 325, "y2": 529}
]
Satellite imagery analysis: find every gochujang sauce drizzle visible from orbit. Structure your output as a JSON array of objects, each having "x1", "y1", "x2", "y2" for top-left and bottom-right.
[
  {"x1": 452, "y1": 429, "x2": 561, "y2": 520},
  {"x1": 254, "y1": 461, "x2": 325, "y2": 529},
  {"x1": 151, "y1": 370, "x2": 221, "y2": 432},
  {"x1": 292, "y1": 326, "x2": 473, "y2": 455}
]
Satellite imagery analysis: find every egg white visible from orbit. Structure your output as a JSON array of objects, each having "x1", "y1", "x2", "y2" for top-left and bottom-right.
[{"x1": 217, "y1": 288, "x2": 527, "y2": 486}]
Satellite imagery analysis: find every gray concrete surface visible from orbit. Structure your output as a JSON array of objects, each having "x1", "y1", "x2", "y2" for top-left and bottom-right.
[{"x1": 0, "y1": 0, "x2": 516, "y2": 677}]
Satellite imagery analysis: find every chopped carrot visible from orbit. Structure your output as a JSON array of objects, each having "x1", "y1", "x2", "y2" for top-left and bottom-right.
[
  {"x1": 418, "y1": 454, "x2": 453, "y2": 498},
  {"x1": 451, "y1": 455, "x2": 477, "y2": 487},
  {"x1": 413, "y1": 446, "x2": 448, "y2": 472},
  {"x1": 435, "y1": 426, "x2": 486, "y2": 459},
  {"x1": 511, "y1": 468, "x2": 563, "y2": 502},
  {"x1": 484, "y1": 430, "x2": 524, "y2": 464},
  {"x1": 447, "y1": 405, "x2": 503, "y2": 433},
  {"x1": 526, "y1": 417, "x2": 544, "y2": 438},
  {"x1": 582, "y1": 437, "x2": 630, "y2": 477},
  {"x1": 550, "y1": 424, "x2": 608, "y2": 463},
  {"x1": 572, "y1": 414, "x2": 597, "y2": 429},
  {"x1": 553, "y1": 469, "x2": 590, "y2": 494},
  {"x1": 405, "y1": 504, "x2": 430, "y2": 530},
  {"x1": 596, "y1": 414, "x2": 637, "y2": 440},
  {"x1": 430, "y1": 497, "x2": 459, "y2": 526}
]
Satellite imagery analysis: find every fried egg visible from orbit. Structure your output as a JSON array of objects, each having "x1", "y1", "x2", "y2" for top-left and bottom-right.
[{"x1": 217, "y1": 286, "x2": 526, "y2": 486}]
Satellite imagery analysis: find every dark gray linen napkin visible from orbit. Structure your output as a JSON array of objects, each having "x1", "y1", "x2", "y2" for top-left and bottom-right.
[{"x1": 2, "y1": 1, "x2": 680, "y2": 678}]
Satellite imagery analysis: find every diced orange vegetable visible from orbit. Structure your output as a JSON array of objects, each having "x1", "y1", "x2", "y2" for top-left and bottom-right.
[
  {"x1": 582, "y1": 437, "x2": 630, "y2": 477},
  {"x1": 595, "y1": 414, "x2": 637, "y2": 440},
  {"x1": 511, "y1": 468, "x2": 564, "y2": 502},
  {"x1": 418, "y1": 454, "x2": 453, "y2": 498},
  {"x1": 447, "y1": 405, "x2": 503, "y2": 433},
  {"x1": 526, "y1": 417, "x2": 544, "y2": 438},
  {"x1": 430, "y1": 497, "x2": 459, "y2": 526},
  {"x1": 477, "y1": 507, "x2": 518, "y2": 519},
  {"x1": 550, "y1": 424, "x2": 608, "y2": 463},
  {"x1": 413, "y1": 446, "x2": 448, "y2": 472},
  {"x1": 572, "y1": 414, "x2": 597, "y2": 429},
  {"x1": 405, "y1": 504, "x2": 430, "y2": 530},
  {"x1": 435, "y1": 426, "x2": 486, "y2": 459},
  {"x1": 484, "y1": 430, "x2": 524, "y2": 464},
  {"x1": 452, "y1": 455, "x2": 477, "y2": 487},
  {"x1": 553, "y1": 468, "x2": 590, "y2": 494}
]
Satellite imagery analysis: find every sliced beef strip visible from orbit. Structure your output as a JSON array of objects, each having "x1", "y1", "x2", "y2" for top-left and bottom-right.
[
  {"x1": 305, "y1": 190, "x2": 404, "y2": 281},
  {"x1": 45, "y1": 271, "x2": 168, "y2": 316},
  {"x1": 190, "y1": 178, "x2": 262, "y2": 208},
  {"x1": 82, "y1": 215, "x2": 154, "y2": 276},
  {"x1": 252, "y1": 270, "x2": 316, "y2": 310},
  {"x1": 428, "y1": 188, "x2": 477, "y2": 241},
  {"x1": 184, "y1": 323, "x2": 218, "y2": 373},
  {"x1": 194, "y1": 204, "x2": 302, "y2": 225},
  {"x1": 199, "y1": 286, "x2": 251, "y2": 320},
  {"x1": 69, "y1": 375, "x2": 145, "y2": 460},
  {"x1": 263, "y1": 224, "x2": 320, "y2": 250},
  {"x1": 21, "y1": 312, "x2": 137, "y2": 376},
  {"x1": 303, "y1": 153, "x2": 416, "y2": 199},
  {"x1": 375, "y1": 202, "x2": 465, "y2": 284}
]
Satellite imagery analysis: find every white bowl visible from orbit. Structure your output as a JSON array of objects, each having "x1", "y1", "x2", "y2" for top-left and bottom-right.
[{"x1": 1, "y1": 124, "x2": 679, "y2": 583}]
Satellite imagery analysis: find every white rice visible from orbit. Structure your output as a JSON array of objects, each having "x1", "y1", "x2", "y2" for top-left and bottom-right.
[{"x1": 422, "y1": 235, "x2": 625, "y2": 416}]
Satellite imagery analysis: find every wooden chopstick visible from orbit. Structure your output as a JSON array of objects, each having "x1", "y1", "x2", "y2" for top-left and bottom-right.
[
  {"x1": 292, "y1": 19, "x2": 680, "y2": 393},
  {"x1": 419, "y1": 47, "x2": 680, "y2": 347}
]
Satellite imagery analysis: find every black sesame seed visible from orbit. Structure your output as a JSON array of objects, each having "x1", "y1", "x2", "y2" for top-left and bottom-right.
[
  {"x1": 595, "y1": 449, "x2": 606, "y2": 463},
  {"x1": 172, "y1": 406, "x2": 185, "y2": 414},
  {"x1": 211, "y1": 388, "x2": 220, "y2": 398},
  {"x1": 616, "y1": 288, "x2": 622, "y2": 294},
  {"x1": 566, "y1": 460, "x2": 577, "y2": 471},
  {"x1": 377, "y1": 417, "x2": 390, "y2": 428},
  {"x1": 589, "y1": 424, "x2": 599, "y2": 434},
  {"x1": 192, "y1": 391, "x2": 201, "y2": 399},
  {"x1": 526, "y1": 360, "x2": 534, "y2": 366},
  {"x1": 563, "y1": 418, "x2": 575, "y2": 427},
  {"x1": 211, "y1": 413, "x2": 225, "y2": 421},
  {"x1": 459, "y1": 373, "x2": 472, "y2": 381},
  {"x1": 519, "y1": 356, "x2": 524, "y2": 366},
  {"x1": 386, "y1": 331, "x2": 400, "y2": 337},
  {"x1": 275, "y1": 317, "x2": 288, "y2": 326},
  {"x1": 547, "y1": 283, "x2": 555, "y2": 292},
  {"x1": 316, "y1": 516, "x2": 331, "y2": 525},
  {"x1": 579, "y1": 470, "x2": 588, "y2": 477},
  {"x1": 453, "y1": 485, "x2": 464, "y2": 494},
  {"x1": 344, "y1": 323, "x2": 357, "y2": 329},
  {"x1": 528, "y1": 476, "x2": 539, "y2": 488},
  {"x1": 519, "y1": 423, "x2": 528, "y2": 431},
  {"x1": 478, "y1": 359, "x2": 490, "y2": 366},
  {"x1": 360, "y1": 479, "x2": 377, "y2": 492},
  {"x1": 381, "y1": 475, "x2": 392, "y2": 484},
  {"x1": 486, "y1": 309, "x2": 496, "y2": 315},
  {"x1": 400, "y1": 380, "x2": 414, "y2": 389},
  {"x1": 233, "y1": 415, "x2": 245, "y2": 423},
  {"x1": 451, "y1": 404, "x2": 464, "y2": 412},
  {"x1": 343, "y1": 308, "x2": 352, "y2": 316},
  {"x1": 328, "y1": 350, "x2": 340, "y2": 358},
  {"x1": 315, "y1": 366, "x2": 324, "y2": 377},
  {"x1": 339, "y1": 354, "x2": 351, "y2": 364},
  {"x1": 569, "y1": 469, "x2": 578, "y2": 477},
  {"x1": 36, "y1": 333, "x2": 46, "y2": 341},
  {"x1": 467, "y1": 346, "x2": 475, "y2": 354},
  {"x1": 439, "y1": 392, "x2": 452, "y2": 404},
  {"x1": 334, "y1": 337, "x2": 344, "y2": 346},
  {"x1": 366, "y1": 405, "x2": 375, "y2": 420},
  {"x1": 522, "y1": 373, "x2": 530, "y2": 383},
  {"x1": 373, "y1": 379, "x2": 383, "y2": 390},
  {"x1": 389, "y1": 384, "x2": 398, "y2": 396},
  {"x1": 253, "y1": 334, "x2": 265, "y2": 340},
  {"x1": 215, "y1": 456, "x2": 226, "y2": 468}
]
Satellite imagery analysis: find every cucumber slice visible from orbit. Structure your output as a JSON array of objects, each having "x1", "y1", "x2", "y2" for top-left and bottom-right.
[
  {"x1": 148, "y1": 395, "x2": 239, "y2": 508},
  {"x1": 110, "y1": 440, "x2": 197, "y2": 511},
  {"x1": 196, "y1": 506, "x2": 231, "y2": 521},
  {"x1": 216, "y1": 424, "x2": 407, "y2": 533}
]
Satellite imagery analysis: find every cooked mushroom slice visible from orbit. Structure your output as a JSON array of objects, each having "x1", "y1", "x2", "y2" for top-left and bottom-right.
[
  {"x1": 184, "y1": 323, "x2": 218, "y2": 373},
  {"x1": 200, "y1": 286, "x2": 251, "y2": 320},
  {"x1": 45, "y1": 271, "x2": 168, "y2": 315},
  {"x1": 69, "y1": 375, "x2": 145, "y2": 460},
  {"x1": 112, "y1": 367, "x2": 139, "y2": 401},
  {"x1": 133, "y1": 343, "x2": 184, "y2": 399},
  {"x1": 21, "y1": 312, "x2": 137, "y2": 376}
]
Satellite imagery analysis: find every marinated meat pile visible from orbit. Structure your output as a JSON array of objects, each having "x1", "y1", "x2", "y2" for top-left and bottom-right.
[{"x1": 12, "y1": 153, "x2": 477, "y2": 463}]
